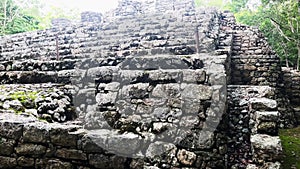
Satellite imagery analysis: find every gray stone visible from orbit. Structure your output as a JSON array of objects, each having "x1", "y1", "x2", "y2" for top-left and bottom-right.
[
  {"x1": 106, "y1": 131, "x2": 143, "y2": 156},
  {"x1": 152, "y1": 84, "x2": 180, "y2": 98},
  {"x1": 255, "y1": 111, "x2": 279, "y2": 122},
  {"x1": 89, "y1": 154, "x2": 111, "y2": 168},
  {"x1": 183, "y1": 69, "x2": 206, "y2": 83},
  {"x1": 120, "y1": 83, "x2": 150, "y2": 99},
  {"x1": 36, "y1": 158, "x2": 73, "y2": 169},
  {"x1": 246, "y1": 164, "x2": 258, "y2": 169},
  {"x1": 181, "y1": 84, "x2": 212, "y2": 100},
  {"x1": 251, "y1": 134, "x2": 282, "y2": 162},
  {"x1": 23, "y1": 122, "x2": 50, "y2": 143},
  {"x1": 0, "y1": 138, "x2": 15, "y2": 155},
  {"x1": 0, "y1": 156, "x2": 17, "y2": 168},
  {"x1": 262, "y1": 162, "x2": 281, "y2": 169},
  {"x1": 55, "y1": 148, "x2": 87, "y2": 160},
  {"x1": 96, "y1": 92, "x2": 118, "y2": 105},
  {"x1": 97, "y1": 82, "x2": 120, "y2": 92},
  {"x1": 182, "y1": 100, "x2": 201, "y2": 114},
  {"x1": 50, "y1": 124, "x2": 81, "y2": 147},
  {"x1": 120, "y1": 56, "x2": 190, "y2": 70},
  {"x1": 3, "y1": 100, "x2": 24, "y2": 111},
  {"x1": 15, "y1": 144, "x2": 47, "y2": 156},
  {"x1": 17, "y1": 156, "x2": 35, "y2": 167},
  {"x1": 116, "y1": 70, "x2": 145, "y2": 84},
  {"x1": 148, "y1": 69, "x2": 182, "y2": 82},
  {"x1": 179, "y1": 115, "x2": 199, "y2": 128},
  {"x1": 177, "y1": 149, "x2": 197, "y2": 166},
  {"x1": 87, "y1": 66, "x2": 118, "y2": 82},
  {"x1": 81, "y1": 135, "x2": 105, "y2": 153},
  {"x1": 146, "y1": 141, "x2": 176, "y2": 158},
  {"x1": 0, "y1": 121, "x2": 23, "y2": 140}
]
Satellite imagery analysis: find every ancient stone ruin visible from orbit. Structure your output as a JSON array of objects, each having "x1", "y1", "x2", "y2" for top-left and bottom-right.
[{"x1": 0, "y1": 0, "x2": 298, "y2": 168}]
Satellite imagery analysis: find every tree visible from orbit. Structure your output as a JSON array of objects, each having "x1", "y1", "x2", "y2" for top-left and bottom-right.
[
  {"x1": 0, "y1": 0, "x2": 39, "y2": 35},
  {"x1": 267, "y1": 0, "x2": 300, "y2": 69},
  {"x1": 225, "y1": 0, "x2": 248, "y2": 13},
  {"x1": 195, "y1": 0, "x2": 225, "y2": 8}
]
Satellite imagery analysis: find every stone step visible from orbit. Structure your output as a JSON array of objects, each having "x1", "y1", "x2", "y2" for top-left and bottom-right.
[
  {"x1": 118, "y1": 55, "x2": 201, "y2": 70},
  {"x1": 246, "y1": 162, "x2": 281, "y2": 169},
  {"x1": 0, "y1": 59, "x2": 77, "y2": 72},
  {"x1": 255, "y1": 111, "x2": 279, "y2": 122},
  {"x1": 0, "y1": 83, "x2": 75, "y2": 123},
  {"x1": 248, "y1": 98, "x2": 277, "y2": 111},
  {"x1": 0, "y1": 71, "x2": 74, "y2": 84},
  {"x1": 113, "y1": 69, "x2": 207, "y2": 84},
  {"x1": 101, "y1": 45, "x2": 197, "y2": 58},
  {"x1": 253, "y1": 111, "x2": 279, "y2": 135},
  {"x1": 250, "y1": 134, "x2": 282, "y2": 163}
]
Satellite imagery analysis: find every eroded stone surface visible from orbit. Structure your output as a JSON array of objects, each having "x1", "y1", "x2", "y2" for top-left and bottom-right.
[{"x1": 0, "y1": 0, "x2": 290, "y2": 168}]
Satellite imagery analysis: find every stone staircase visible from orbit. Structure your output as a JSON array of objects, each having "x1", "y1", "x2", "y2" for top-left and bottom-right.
[
  {"x1": 227, "y1": 86, "x2": 282, "y2": 169},
  {"x1": 0, "y1": 0, "x2": 297, "y2": 168}
]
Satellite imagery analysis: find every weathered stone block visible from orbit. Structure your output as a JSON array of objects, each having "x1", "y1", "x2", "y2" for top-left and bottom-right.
[
  {"x1": 106, "y1": 132, "x2": 143, "y2": 156},
  {"x1": 0, "y1": 156, "x2": 17, "y2": 168},
  {"x1": 152, "y1": 84, "x2": 180, "y2": 98},
  {"x1": 15, "y1": 144, "x2": 46, "y2": 157},
  {"x1": 146, "y1": 141, "x2": 176, "y2": 158},
  {"x1": 120, "y1": 83, "x2": 150, "y2": 99},
  {"x1": 177, "y1": 149, "x2": 197, "y2": 166},
  {"x1": 0, "y1": 121, "x2": 23, "y2": 140},
  {"x1": 87, "y1": 66, "x2": 117, "y2": 82},
  {"x1": 50, "y1": 125, "x2": 80, "y2": 147},
  {"x1": 23, "y1": 122, "x2": 50, "y2": 143},
  {"x1": 148, "y1": 69, "x2": 183, "y2": 82},
  {"x1": 81, "y1": 135, "x2": 104, "y2": 153},
  {"x1": 255, "y1": 111, "x2": 279, "y2": 122},
  {"x1": 248, "y1": 98, "x2": 277, "y2": 110},
  {"x1": 251, "y1": 134, "x2": 282, "y2": 163},
  {"x1": 182, "y1": 100, "x2": 202, "y2": 114},
  {"x1": 36, "y1": 158, "x2": 73, "y2": 169},
  {"x1": 55, "y1": 148, "x2": 87, "y2": 160},
  {"x1": 17, "y1": 156, "x2": 35, "y2": 167},
  {"x1": 120, "y1": 56, "x2": 190, "y2": 70},
  {"x1": 89, "y1": 154, "x2": 111, "y2": 168},
  {"x1": 183, "y1": 69, "x2": 206, "y2": 84},
  {"x1": 0, "y1": 138, "x2": 15, "y2": 155},
  {"x1": 181, "y1": 84, "x2": 212, "y2": 100},
  {"x1": 97, "y1": 82, "x2": 120, "y2": 92},
  {"x1": 96, "y1": 92, "x2": 118, "y2": 105}
]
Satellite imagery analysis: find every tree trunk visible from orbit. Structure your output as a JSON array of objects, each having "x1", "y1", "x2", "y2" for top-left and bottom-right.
[
  {"x1": 2, "y1": 0, "x2": 7, "y2": 34},
  {"x1": 297, "y1": 43, "x2": 300, "y2": 71}
]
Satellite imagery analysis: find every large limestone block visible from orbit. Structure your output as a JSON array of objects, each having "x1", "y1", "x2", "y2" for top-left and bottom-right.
[{"x1": 251, "y1": 134, "x2": 282, "y2": 163}]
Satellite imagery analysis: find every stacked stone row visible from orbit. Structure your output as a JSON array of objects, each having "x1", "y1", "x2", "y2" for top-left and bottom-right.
[
  {"x1": 0, "y1": 9, "x2": 218, "y2": 63},
  {"x1": 227, "y1": 86, "x2": 282, "y2": 169},
  {"x1": 229, "y1": 22, "x2": 281, "y2": 87},
  {"x1": 282, "y1": 67, "x2": 300, "y2": 123}
]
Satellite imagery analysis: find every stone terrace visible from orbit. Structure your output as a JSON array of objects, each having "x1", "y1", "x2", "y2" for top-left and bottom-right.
[{"x1": 0, "y1": 0, "x2": 295, "y2": 168}]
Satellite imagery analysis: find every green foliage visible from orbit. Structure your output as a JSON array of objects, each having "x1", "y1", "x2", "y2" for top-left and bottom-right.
[
  {"x1": 279, "y1": 127, "x2": 300, "y2": 169},
  {"x1": 0, "y1": 0, "x2": 80, "y2": 35},
  {"x1": 224, "y1": 0, "x2": 248, "y2": 13},
  {"x1": 9, "y1": 90, "x2": 38, "y2": 104},
  {"x1": 36, "y1": 6, "x2": 80, "y2": 29},
  {"x1": 0, "y1": 0, "x2": 39, "y2": 35},
  {"x1": 195, "y1": 0, "x2": 224, "y2": 8}
]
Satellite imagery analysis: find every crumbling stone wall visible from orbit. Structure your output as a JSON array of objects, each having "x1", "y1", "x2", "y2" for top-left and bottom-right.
[
  {"x1": 111, "y1": 0, "x2": 195, "y2": 17},
  {"x1": 227, "y1": 86, "x2": 282, "y2": 168},
  {"x1": 0, "y1": 0, "x2": 293, "y2": 168},
  {"x1": 282, "y1": 67, "x2": 300, "y2": 123}
]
